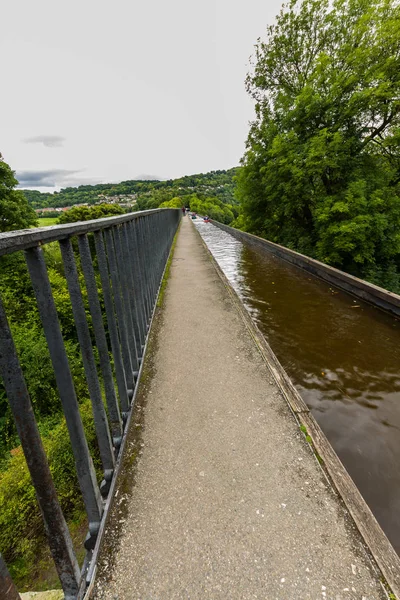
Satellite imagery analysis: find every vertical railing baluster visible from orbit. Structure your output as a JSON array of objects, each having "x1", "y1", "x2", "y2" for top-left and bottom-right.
[
  {"x1": 153, "y1": 214, "x2": 159, "y2": 287},
  {"x1": 151, "y1": 214, "x2": 159, "y2": 301},
  {"x1": 155, "y1": 214, "x2": 162, "y2": 291},
  {"x1": 127, "y1": 220, "x2": 146, "y2": 349},
  {"x1": 0, "y1": 297, "x2": 80, "y2": 599},
  {"x1": 93, "y1": 230, "x2": 130, "y2": 416},
  {"x1": 156, "y1": 212, "x2": 163, "y2": 282},
  {"x1": 159, "y1": 212, "x2": 166, "y2": 274},
  {"x1": 112, "y1": 227, "x2": 140, "y2": 374},
  {"x1": 60, "y1": 238, "x2": 115, "y2": 497},
  {"x1": 24, "y1": 246, "x2": 103, "y2": 551},
  {"x1": 78, "y1": 234, "x2": 123, "y2": 451},
  {"x1": 136, "y1": 216, "x2": 151, "y2": 327},
  {"x1": 0, "y1": 553, "x2": 20, "y2": 600},
  {"x1": 140, "y1": 216, "x2": 152, "y2": 312},
  {"x1": 131, "y1": 219, "x2": 149, "y2": 337},
  {"x1": 124, "y1": 222, "x2": 145, "y2": 352},
  {"x1": 121, "y1": 223, "x2": 143, "y2": 363},
  {"x1": 145, "y1": 215, "x2": 157, "y2": 308},
  {"x1": 103, "y1": 228, "x2": 135, "y2": 395},
  {"x1": 161, "y1": 212, "x2": 167, "y2": 275}
]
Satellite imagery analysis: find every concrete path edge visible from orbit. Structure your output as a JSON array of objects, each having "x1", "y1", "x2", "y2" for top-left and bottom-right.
[{"x1": 20, "y1": 592, "x2": 63, "y2": 600}]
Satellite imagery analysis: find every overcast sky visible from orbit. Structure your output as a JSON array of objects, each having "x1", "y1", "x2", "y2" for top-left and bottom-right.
[{"x1": 2, "y1": 0, "x2": 283, "y2": 191}]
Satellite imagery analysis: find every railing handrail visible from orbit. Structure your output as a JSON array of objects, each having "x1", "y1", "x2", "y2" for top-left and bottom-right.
[{"x1": 0, "y1": 208, "x2": 169, "y2": 255}]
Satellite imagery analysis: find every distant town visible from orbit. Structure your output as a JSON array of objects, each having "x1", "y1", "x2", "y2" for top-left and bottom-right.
[{"x1": 34, "y1": 194, "x2": 138, "y2": 215}]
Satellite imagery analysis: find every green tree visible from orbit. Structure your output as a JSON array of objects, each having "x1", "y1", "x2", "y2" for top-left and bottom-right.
[
  {"x1": 238, "y1": 0, "x2": 400, "y2": 289},
  {"x1": 57, "y1": 203, "x2": 126, "y2": 224},
  {"x1": 22, "y1": 169, "x2": 239, "y2": 212},
  {"x1": 189, "y1": 195, "x2": 235, "y2": 223},
  {"x1": 0, "y1": 154, "x2": 37, "y2": 231},
  {"x1": 159, "y1": 197, "x2": 184, "y2": 209}
]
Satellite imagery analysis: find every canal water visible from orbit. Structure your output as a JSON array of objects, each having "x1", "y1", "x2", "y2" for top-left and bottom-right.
[{"x1": 194, "y1": 219, "x2": 400, "y2": 555}]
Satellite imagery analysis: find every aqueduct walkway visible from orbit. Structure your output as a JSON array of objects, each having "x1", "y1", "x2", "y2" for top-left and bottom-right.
[{"x1": 92, "y1": 217, "x2": 385, "y2": 599}]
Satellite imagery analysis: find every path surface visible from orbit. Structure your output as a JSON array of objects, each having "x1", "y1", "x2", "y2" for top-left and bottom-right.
[{"x1": 93, "y1": 217, "x2": 385, "y2": 600}]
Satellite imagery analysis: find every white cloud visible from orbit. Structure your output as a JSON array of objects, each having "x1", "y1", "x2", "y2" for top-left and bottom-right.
[
  {"x1": 1, "y1": 0, "x2": 283, "y2": 191},
  {"x1": 23, "y1": 135, "x2": 65, "y2": 148},
  {"x1": 16, "y1": 169, "x2": 83, "y2": 188}
]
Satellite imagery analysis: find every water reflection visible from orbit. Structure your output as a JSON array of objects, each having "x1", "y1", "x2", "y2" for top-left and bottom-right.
[{"x1": 195, "y1": 221, "x2": 400, "y2": 554}]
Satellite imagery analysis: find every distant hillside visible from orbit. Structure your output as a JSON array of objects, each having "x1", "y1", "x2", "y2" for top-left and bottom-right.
[{"x1": 21, "y1": 169, "x2": 239, "y2": 211}]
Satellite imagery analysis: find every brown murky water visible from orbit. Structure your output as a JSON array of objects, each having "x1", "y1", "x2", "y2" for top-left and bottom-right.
[{"x1": 194, "y1": 220, "x2": 400, "y2": 554}]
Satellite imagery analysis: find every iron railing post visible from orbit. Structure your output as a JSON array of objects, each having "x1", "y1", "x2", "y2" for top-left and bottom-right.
[
  {"x1": 103, "y1": 228, "x2": 135, "y2": 395},
  {"x1": 120, "y1": 223, "x2": 143, "y2": 364},
  {"x1": 126, "y1": 220, "x2": 145, "y2": 348},
  {"x1": 78, "y1": 234, "x2": 123, "y2": 450},
  {"x1": 123, "y1": 222, "x2": 145, "y2": 353},
  {"x1": 145, "y1": 215, "x2": 157, "y2": 308},
  {"x1": 60, "y1": 238, "x2": 115, "y2": 496},
  {"x1": 136, "y1": 216, "x2": 151, "y2": 326},
  {"x1": 129, "y1": 219, "x2": 148, "y2": 343},
  {"x1": 0, "y1": 297, "x2": 81, "y2": 599},
  {"x1": 112, "y1": 227, "x2": 140, "y2": 375},
  {"x1": 0, "y1": 553, "x2": 20, "y2": 600},
  {"x1": 24, "y1": 246, "x2": 103, "y2": 550},
  {"x1": 93, "y1": 230, "x2": 130, "y2": 415}
]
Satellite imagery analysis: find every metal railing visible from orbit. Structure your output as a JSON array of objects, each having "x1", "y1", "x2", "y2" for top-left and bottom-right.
[{"x1": 0, "y1": 208, "x2": 181, "y2": 599}]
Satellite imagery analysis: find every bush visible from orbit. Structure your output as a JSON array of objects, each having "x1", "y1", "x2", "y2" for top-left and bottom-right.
[
  {"x1": 57, "y1": 204, "x2": 126, "y2": 224},
  {"x1": 0, "y1": 399, "x2": 100, "y2": 583}
]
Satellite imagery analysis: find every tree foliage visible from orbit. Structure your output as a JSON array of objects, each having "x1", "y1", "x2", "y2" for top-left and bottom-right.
[
  {"x1": 22, "y1": 169, "x2": 239, "y2": 211},
  {"x1": 188, "y1": 195, "x2": 237, "y2": 224},
  {"x1": 0, "y1": 154, "x2": 37, "y2": 231},
  {"x1": 237, "y1": 0, "x2": 400, "y2": 290},
  {"x1": 57, "y1": 203, "x2": 126, "y2": 224},
  {"x1": 159, "y1": 197, "x2": 184, "y2": 209},
  {"x1": 158, "y1": 195, "x2": 237, "y2": 223}
]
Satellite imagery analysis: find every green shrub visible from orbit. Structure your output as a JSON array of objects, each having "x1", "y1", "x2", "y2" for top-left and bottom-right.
[{"x1": 0, "y1": 399, "x2": 100, "y2": 583}]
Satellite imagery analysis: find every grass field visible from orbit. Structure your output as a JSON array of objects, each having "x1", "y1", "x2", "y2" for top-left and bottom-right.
[{"x1": 37, "y1": 217, "x2": 59, "y2": 227}]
